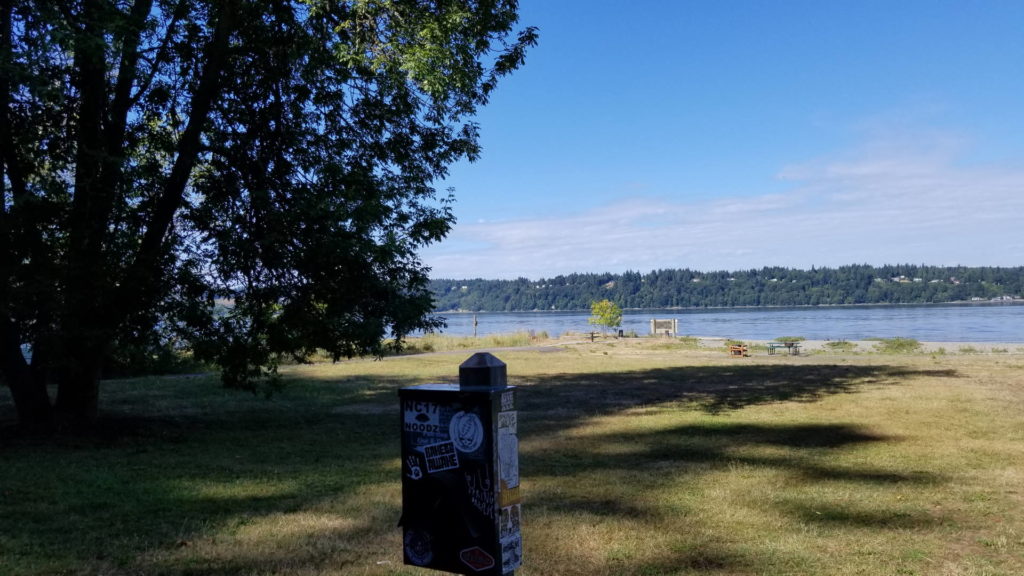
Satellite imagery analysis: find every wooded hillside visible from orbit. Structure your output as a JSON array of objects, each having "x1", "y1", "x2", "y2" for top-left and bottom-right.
[{"x1": 431, "y1": 265, "x2": 1024, "y2": 311}]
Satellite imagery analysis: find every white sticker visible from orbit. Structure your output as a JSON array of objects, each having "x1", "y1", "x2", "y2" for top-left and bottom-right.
[
  {"x1": 501, "y1": 533, "x2": 523, "y2": 573},
  {"x1": 497, "y1": 411, "x2": 517, "y2": 434},
  {"x1": 449, "y1": 411, "x2": 484, "y2": 453},
  {"x1": 403, "y1": 400, "x2": 449, "y2": 442},
  {"x1": 406, "y1": 456, "x2": 423, "y2": 480},
  {"x1": 499, "y1": 504, "x2": 521, "y2": 539},
  {"x1": 501, "y1": 390, "x2": 515, "y2": 411},
  {"x1": 498, "y1": 427, "x2": 519, "y2": 488}
]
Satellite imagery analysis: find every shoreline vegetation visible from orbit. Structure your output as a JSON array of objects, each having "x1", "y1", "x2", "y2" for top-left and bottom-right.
[
  {"x1": 430, "y1": 265, "x2": 1024, "y2": 312},
  {"x1": 432, "y1": 298, "x2": 1024, "y2": 314},
  {"x1": 3, "y1": 335, "x2": 1022, "y2": 575}
]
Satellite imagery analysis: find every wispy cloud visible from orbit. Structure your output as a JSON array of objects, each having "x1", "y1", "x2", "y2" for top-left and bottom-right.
[{"x1": 422, "y1": 133, "x2": 1024, "y2": 279}]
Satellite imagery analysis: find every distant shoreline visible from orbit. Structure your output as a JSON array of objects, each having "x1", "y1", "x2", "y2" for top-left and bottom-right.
[{"x1": 433, "y1": 300, "x2": 1024, "y2": 314}]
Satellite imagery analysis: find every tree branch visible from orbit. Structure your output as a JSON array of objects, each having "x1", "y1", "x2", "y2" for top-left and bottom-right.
[
  {"x1": 107, "y1": 0, "x2": 152, "y2": 151},
  {"x1": 114, "y1": 0, "x2": 237, "y2": 325},
  {"x1": 67, "y1": 0, "x2": 108, "y2": 269},
  {"x1": 0, "y1": 0, "x2": 27, "y2": 205},
  {"x1": 130, "y1": 0, "x2": 189, "y2": 108},
  {"x1": 0, "y1": 0, "x2": 26, "y2": 271}
]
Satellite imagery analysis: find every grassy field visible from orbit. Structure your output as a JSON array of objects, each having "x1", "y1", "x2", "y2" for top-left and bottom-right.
[{"x1": 2, "y1": 338, "x2": 1023, "y2": 575}]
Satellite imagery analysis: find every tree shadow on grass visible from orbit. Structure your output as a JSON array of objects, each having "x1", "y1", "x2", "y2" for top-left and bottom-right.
[
  {"x1": 516, "y1": 364, "x2": 957, "y2": 427},
  {"x1": 0, "y1": 373, "x2": 429, "y2": 576},
  {"x1": 524, "y1": 419, "x2": 945, "y2": 575},
  {"x1": 514, "y1": 363, "x2": 955, "y2": 574},
  {"x1": 0, "y1": 362, "x2": 960, "y2": 575}
]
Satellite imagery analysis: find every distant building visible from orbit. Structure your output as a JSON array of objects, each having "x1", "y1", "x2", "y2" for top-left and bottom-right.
[{"x1": 650, "y1": 318, "x2": 679, "y2": 336}]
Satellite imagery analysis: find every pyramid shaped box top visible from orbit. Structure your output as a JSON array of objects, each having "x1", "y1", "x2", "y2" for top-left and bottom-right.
[{"x1": 458, "y1": 352, "x2": 507, "y2": 390}]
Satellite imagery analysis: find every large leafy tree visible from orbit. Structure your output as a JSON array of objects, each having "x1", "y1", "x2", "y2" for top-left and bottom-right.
[{"x1": 0, "y1": 0, "x2": 536, "y2": 431}]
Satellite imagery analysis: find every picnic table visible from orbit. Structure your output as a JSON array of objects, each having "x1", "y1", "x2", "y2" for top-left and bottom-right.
[
  {"x1": 728, "y1": 344, "x2": 748, "y2": 357},
  {"x1": 768, "y1": 341, "x2": 801, "y2": 355}
]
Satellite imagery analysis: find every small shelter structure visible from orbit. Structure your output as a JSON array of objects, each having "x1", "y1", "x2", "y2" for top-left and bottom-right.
[{"x1": 650, "y1": 318, "x2": 679, "y2": 337}]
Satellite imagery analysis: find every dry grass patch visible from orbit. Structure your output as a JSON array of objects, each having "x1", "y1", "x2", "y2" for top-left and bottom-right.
[{"x1": 2, "y1": 340, "x2": 1022, "y2": 575}]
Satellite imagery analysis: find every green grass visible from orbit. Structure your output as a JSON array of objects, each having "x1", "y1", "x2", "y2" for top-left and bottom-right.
[
  {"x1": 823, "y1": 340, "x2": 858, "y2": 353},
  {"x1": 2, "y1": 340, "x2": 1023, "y2": 575}
]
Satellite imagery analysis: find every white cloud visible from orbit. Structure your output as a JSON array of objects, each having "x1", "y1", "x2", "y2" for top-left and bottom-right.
[{"x1": 422, "y1": 134, "x2": 1024, "y2": 279}]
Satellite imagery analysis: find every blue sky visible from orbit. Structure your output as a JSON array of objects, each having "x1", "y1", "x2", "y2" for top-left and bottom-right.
[{"x1": 420, "y1": 0, "x2": 1024, "y2": 280}]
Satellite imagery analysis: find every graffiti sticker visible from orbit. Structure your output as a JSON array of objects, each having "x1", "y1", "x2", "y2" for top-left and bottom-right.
[
  {"x1": 497, "y1": 410, "x2": 517, "y2": 434},
  {"x1": 459, "y1": 546, "x2": 496, "y2": 572},
  {"x1": 403, "y1": 400, "x2": 450, "y2": 444},
  {"x1": 465, "y1": 468, "x2": 496, "y2": 519},
  {"x1": 501, "y1": 533, "x2": 523, "y2": 573},
  {"x1": 404, "y1": 529, "x2": 433, "y2": 566},
  {"x1": 498, "y1": 411, "x2": 519, "y2": 489},
  {"x1": 499, "y1": 504, "x2": 521, "y2": 539},
  {"x1": 448, "y1": 411, "x2": 484, "y2": 453},
  {"x1": 500, "y1": 504, "x2": 523, "y2": 572},
  {"x1": 423, "y1": 441, "x2": 459, "y2": 473},
  {"x1": 405, "y1": 455, "x2": 423, "y2": 480},
  {"x1": 501, "y1": 390, "x2": 515, "y2": 411}
]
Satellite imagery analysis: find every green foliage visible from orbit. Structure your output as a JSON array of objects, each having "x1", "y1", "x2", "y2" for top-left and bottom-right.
[
  {"x1": 872, "y1": 337, "x2": 923, "y2": 354},
  {"x1": 676, "y1": 335, "x2": 701, "y2": 347},
  {"x1": 588, "y1": 299, "x2": 623, "y2": 331},
  {"x1": 774, "y1": 336, "x2": 806, "y2": 342},
  {"x1": 102, "y1": 341, "x2": 210, "y2": 379},
  {"x1": 430, "y1": 265, "x2": 1024, "y2": 311},
  {"x1": 824, "y1": 341, "x2": 858, "y2": 353},
  {"x1": 0, "y1": 0, "x2": 535, "y2": 428}
]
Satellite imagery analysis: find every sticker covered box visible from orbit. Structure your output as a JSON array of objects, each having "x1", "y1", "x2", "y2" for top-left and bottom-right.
[{"x1": 399, "y1": 382, "x2": 521, "y2": 575}]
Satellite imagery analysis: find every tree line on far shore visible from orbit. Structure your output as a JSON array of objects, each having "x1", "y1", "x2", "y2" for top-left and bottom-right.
[{"x1": 430, "y1": 265, "x2": 1024, "y2": 312}]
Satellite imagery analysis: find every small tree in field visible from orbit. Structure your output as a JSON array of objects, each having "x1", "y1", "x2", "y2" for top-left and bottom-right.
[{"x1": 588, "y1": 299, "x2": 622, "y2": 333}]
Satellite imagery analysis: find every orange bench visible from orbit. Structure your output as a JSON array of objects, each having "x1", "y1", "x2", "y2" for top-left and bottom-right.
[{"x1": 728, "y1": 344, "x2": 748, "y2": 357}]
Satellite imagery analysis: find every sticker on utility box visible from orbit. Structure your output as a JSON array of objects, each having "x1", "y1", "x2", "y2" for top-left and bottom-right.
[
  {"x1": 500, "y1": 502, "x2": 523, "y2": 572},
  {"x1": 403, "y1": 400, "x2": 450, "y2": 443},
  {"x1": 460, "y1": 546, "x2": 496, "y2": 572},
  {"x1": 422, "y1": 441, "x2": 459, "y2": 473},
  {"x1": 498, "y1": 411, "x2": 519, "y2": 488},
  {"x1": 449, "y1": 410, "x2": 484, "y2": 453}
]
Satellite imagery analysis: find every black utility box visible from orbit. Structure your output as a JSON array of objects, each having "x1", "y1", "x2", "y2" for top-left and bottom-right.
[{"x1": 399, "y1": 353, "x2": 521, "y2": 575}]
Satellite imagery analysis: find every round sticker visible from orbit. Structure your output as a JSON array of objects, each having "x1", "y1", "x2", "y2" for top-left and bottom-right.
[
  {"x1": 449, "y1": 411, "x2": 484, "y2": 453},
  {"x1": 404, "y1": 530, "x2": 433, "y2": 566}
]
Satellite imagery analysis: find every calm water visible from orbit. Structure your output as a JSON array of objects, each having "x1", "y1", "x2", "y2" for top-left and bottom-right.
[{"x1": 428, "y1": 303, "x2": 1024, "y2": 342}]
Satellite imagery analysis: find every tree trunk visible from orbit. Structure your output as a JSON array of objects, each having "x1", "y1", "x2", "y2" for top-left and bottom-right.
[
  {"x1": 1, "y1": 324, "x2": 54, "y2": 432},
  {"x1": 51, "y1": 333, "x2": 105, "y2": 430},
  {"x1": 3, "y1": 365, "x2": 54, "y2": 433},
  {"x1": 53, "y1": 377, "x2": 100, "y2": 431}
]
